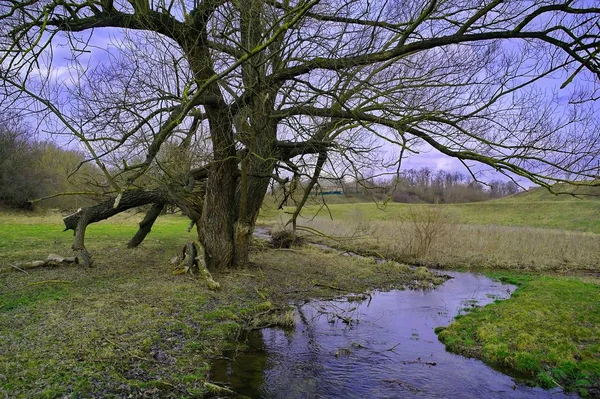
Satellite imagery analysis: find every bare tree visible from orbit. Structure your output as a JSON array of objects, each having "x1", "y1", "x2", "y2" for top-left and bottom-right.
[{"x1": 1, "y1": 0, "x2": 599, "y2": 269}]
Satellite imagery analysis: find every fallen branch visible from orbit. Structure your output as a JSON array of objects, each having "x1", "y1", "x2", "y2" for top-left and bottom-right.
[
  {"x1": 28, "y1": 280, "x2": 73, "y2": 286},
  {"x1": 203, "y1": 381, "x2": 251, "y2": 398},
  {"x1": 9, "y1": 264, "x2": 30, "y2": 274},
  {"x1": 312, "y1": 281, "x2": 345, "y2": 291},
  {"x1": 4, "y1": 254, "x2": 78, "y2": 272}
]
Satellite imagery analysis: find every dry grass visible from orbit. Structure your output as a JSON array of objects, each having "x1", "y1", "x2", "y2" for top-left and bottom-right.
[{"x1": 296, "y1": 217, "x2": 600, "y2": 272}]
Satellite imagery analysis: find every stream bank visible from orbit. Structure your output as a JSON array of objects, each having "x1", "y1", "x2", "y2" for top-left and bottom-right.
[{"x1": 209, "y1": 230, "x2": 578, "y2": 398}]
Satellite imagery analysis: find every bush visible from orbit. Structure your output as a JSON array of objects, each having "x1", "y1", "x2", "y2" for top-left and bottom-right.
[
  {"x1": 0, "y1": 121, "x2": 45, "y2": 208},
  {"x1": 0, "y1": 115, "x2": 101, "y2": 210},
  {"x1": 271, "y1": 228, "x2": 303, "y2": 248},
  {"x1": 403, "y1": 206, "x2": 450, "y2": 258}
]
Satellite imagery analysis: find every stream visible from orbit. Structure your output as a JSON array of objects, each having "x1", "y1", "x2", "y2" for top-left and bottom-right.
[{"x1": 211, "y1": 230, "x2": 576, "y2": 398}]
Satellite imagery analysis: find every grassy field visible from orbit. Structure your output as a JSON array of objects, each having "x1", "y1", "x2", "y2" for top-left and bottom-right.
[
  {"x1": 264, "y1": 197, "x2": 600, "y2": 233},
  {"x1": 0, "y1": 212, "x2": 445, "y2": 398},
  {"x1": 2, "y1": 187, "x2": 599, "y2": 397},
  {"x1": 290, "y1": 216, "x2": 600, "y2": 271},
  {"x1": 261, "y1": 188, "x2": 600, "y2": 271}
]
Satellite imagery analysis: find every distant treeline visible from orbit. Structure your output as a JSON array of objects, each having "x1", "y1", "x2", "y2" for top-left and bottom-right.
[
  {"x1": 312, "y1": 168, "x2": 521, "y2": 204},
  {"x1": 385, "y1": 168, "x2": 520, "y2": 203},
  {"x1": 0, "y1": 119, "x2": 100, "y2": 210}
]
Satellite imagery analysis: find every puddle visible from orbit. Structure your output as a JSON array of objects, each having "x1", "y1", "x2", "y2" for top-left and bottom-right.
[{"x1": 254, "y1": 227, "x2": 272, "y2": 241}]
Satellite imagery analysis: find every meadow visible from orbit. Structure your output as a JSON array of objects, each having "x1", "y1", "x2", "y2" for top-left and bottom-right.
[
  {"x1": 1, "y1": 189, "x2": 599, "y2": 397},
  {"x1": 261, "y1": 189, "x2": 600, "y2": 271},
  {"x1": 0, "y1": 211, "x2": 443, "y2": 398}
]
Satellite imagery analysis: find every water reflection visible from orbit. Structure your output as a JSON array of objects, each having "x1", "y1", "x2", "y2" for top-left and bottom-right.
[{"x1": 212, "y1": 271, "x2": 576, "y2": 398}]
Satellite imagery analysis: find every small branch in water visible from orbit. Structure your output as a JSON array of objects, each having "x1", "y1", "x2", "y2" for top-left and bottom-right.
[
  {"x1": 313, "y1": 281, "x2": 345, "y2": 291},
  {"x1": 401, "y1": 358, "x2": 437, "y2": 366},
  {"x1": 386, "y1": 342, "x2": 401, "y2": 352},
  {"x1": 203, "y1": 382, "x2": 245, "y2": 397}
]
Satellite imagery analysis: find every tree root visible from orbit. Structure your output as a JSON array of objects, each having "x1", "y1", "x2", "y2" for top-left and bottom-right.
[{"x1": 172, "y1": 241, "x2": 221, "y2": 290}]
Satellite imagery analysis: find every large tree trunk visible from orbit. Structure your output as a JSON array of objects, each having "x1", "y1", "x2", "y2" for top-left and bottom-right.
[
  {"x1": 183, "y1": 13, "x2": 278, "y2": 269},
  {"x1": 199, "y1": 166, "x2": 237, "y2": 270},
  {"x1": 233, "y1": 129, "x2": 277, "y2": 267},
  {"x1": 197, "y1": 107, "x2": 239, "y2": 270}
]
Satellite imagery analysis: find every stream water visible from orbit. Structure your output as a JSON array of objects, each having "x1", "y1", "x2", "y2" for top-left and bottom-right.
[{"x1": 211, "y1": 231, "x2": 576, "y2": 398}]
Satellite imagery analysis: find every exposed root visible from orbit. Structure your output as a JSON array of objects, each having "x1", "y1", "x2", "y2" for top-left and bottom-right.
[{"x1": 172, "y1": 241, "x2": 221, "y2": 290}]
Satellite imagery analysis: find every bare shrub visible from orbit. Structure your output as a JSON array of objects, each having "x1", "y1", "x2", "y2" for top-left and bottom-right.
[
  {"x1": 403, "y1": 207, "x2": 450, "y2": 258},
  {"x1": 347, "y1": 208, "x2": 372, "y2": 237}
]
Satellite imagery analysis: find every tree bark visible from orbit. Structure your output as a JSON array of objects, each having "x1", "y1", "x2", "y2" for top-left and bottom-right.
[
  {"x1": 232, "y1": 96, "x2": 278, "y2": 268},
  {"x1": 63, "y1": 190, "x2": 167, "y2": 231},
  {"x1": 72, "y1": 211, "x2": 92, "y2": 267},
  {"x1": 63, "y1": 190, "x2": 168, "y2": 265},
  {"x1": 127, "y1": 203, "x2": 165, "y2": 248},
  {"x1": 197, "y1": 108, "x2": 239, "y2": 270}
]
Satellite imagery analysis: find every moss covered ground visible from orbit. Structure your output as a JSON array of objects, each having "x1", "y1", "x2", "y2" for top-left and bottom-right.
[{"x1": 436, "y1": 274, "x2": 600, "y2": 397}]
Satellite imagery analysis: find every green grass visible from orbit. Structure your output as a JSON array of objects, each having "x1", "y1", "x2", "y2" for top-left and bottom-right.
[
  {"x1": 0, "y1": 212, "x2": 191, "y2": 265},
  {"x1": 436, "y1": 274, "x2": 600, "y2": 397},
  {"x1": 0, "y1": 212, "x2": 445, "y2": 398},
  {"x1": 269, "y1": 199, "x2": 600, "y2": 234},
  {"x1": 504, "y1": 183, "x2": 600, "y2": 202},
  {"x1": 260, "y1": 182, "x2": 600, "y2": 234}
]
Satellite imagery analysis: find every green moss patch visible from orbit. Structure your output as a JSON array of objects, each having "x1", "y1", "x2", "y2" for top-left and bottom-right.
[
  {"x1": 1, "y1": 285, "x2": 70, "y2": 312},
  {"x1": 436, "y1": 275, "x2": 600, "y2": 397}
]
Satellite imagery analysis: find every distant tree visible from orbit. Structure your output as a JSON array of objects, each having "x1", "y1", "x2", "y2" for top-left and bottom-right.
[
  {"x1": 1, "y1": 0, "x2": 599, "y2": 268},
  {"x1": 387, "y1": 168, "x2": 521, "y2": 203},
  {"x1": 489, "y1": 180, "x2": 520, "y2": 199}
]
